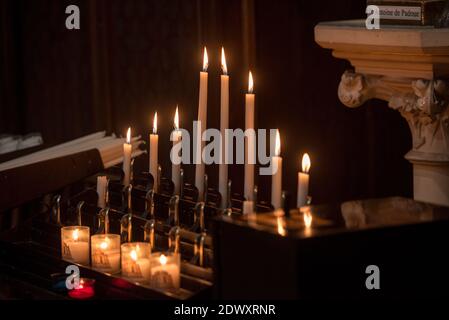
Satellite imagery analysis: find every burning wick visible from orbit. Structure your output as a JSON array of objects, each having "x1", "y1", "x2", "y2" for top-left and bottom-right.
[
  {"x1": 72, "y1": 228, "x2": 79, "y2": 241},
  {"x1": 160, "y1": 254, "x2": 167, "y2": 265}
]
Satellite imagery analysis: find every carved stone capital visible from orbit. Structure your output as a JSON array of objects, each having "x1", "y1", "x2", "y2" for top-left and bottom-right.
[{"x1": 338, "y1": 70, "x2": 449, "y2": 163}]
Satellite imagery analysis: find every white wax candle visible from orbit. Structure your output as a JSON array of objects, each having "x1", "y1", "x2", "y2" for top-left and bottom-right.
[
  {"x1": 219, "y1": 47, "x2": 229, "y2": 207},
  {"x1": 172, "y1": 107, "x2": 182, "y2": 195},
  {"x1": 244, "y1": 71, "x2": 255, "y2": 201},
  {"x1": 91, "y1": 234, "x2": 121, "y2": 274},
  {"x1": 64, "y1": 240, "x2": 90, "y2": 265},
  {"x1": 96, "y1": 175, "x2": 108, "y2": 209},
  {"x1": 195, "y1": 47, "x2": 208, "y2": 201},
  {"x1": 150, "y1": 112, "x2": 159, "y2": 192},
  {"x1": 150, "y1": 254, "x2": 181, "y2": 291},
  {"x1": 123, "y1": 257, "x2": 151, "y2": 281},
  {"x1": 123, "y1": 127, "x2": 132, "y2": 186},
  {"x1": 271, "y1": 130, "x2": 282, "y2": 209},
  {"x1": 61, "y1": 227, "x2": 90, "y2": 266},
  {"x1": 297, "y1": 153, "x2": 311, "y2": 208}
]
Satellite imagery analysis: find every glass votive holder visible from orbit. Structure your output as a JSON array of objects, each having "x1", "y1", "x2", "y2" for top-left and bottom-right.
[
  {"x1": 91, "y1": 234, "x2": 121, "y2": 274},
  {"x1": 61, "y1": 226, "x2": 90, "y2": 266},
  {"x1": 149, "y1": 252, "x2": 181, "y2": 292},
  {"x1": 68, "y1": 278, "x2": 95, "y2": 300},
  {"x1": 121, "y1": 242, "x2": 151, "y2": 284}
]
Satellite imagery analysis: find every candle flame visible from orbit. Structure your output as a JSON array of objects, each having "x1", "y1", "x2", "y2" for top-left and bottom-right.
[
  {"x1": 221, "y1": 47, "x2": 227, "y2": 75},
  {"x1": 130, "y1": 250, "x2": 137, "y2": 262},
  {"x1": 126, "y1": 127, "x2": 131, "y2": 144},
  {"x1": 153, "y1": 112, "x2": 158, "y2": 134},
  {"x1": 100, "y1": 241, "x2": 108, "y2": 250},
  {"x1": 248, "y1": 71, "x2": 254, "y2": 93},
  {"x1": 275, "y1": 129, "x2": 281, "y2": 156},
  {"x1": 203, "y1": 47, "x2": 208, "y2": 72},
  {"x1": 174, "y1": 106, "x2": 179, "y2": 130},
  {"x1": 160, "y1": 254, "x2": 167, "y2": 265},
  {"x1": 302, "y1": 153, "x2": 311, "y2": 173},
  {"x1": 304, "y1": 210, "x2": 312, "y2": 228},
  {"x1": 73, "y1": 228, "x2": 79, "y2": 241}
]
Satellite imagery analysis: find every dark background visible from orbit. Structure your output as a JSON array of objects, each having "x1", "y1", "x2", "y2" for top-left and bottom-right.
[{"x1": 0, "y1": 0, "x2": 412, "y2": 205}]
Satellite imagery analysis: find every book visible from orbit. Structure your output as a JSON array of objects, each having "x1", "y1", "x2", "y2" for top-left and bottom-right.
[{"x1": 367, "y1": 0, "x2": 446, "y2": 26}]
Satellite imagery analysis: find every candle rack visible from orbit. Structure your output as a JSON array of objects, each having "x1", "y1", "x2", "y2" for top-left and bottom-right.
[{"x1": 0, "y1": 156, "x2": 273, "y2": 300}]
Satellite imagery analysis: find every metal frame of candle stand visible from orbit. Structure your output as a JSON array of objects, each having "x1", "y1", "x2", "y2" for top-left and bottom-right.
[{"x1": 0, "y1": 153, "x2": 275, "y2": 299}]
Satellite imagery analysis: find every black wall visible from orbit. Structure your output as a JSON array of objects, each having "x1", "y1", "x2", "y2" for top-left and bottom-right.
[{"x1": 0, "y1": 0, "x2": 412, "y2": 205}]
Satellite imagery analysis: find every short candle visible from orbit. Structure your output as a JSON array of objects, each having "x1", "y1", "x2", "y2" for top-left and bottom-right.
[
  {"x1": 150, "y1": 252, "x2": 181, "y2": 292},
  {"x1": 61, "y1": 226, "x2": 90, "y2": 266},
  {"x1": 121, "y1": 242, "x2": 151, "y2": 283},
  {"x1": 91, "y1": 234, "x2": 121, "y2": 274}
]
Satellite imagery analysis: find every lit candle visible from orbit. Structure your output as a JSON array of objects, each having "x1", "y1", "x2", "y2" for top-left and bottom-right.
[
  {"x1": 150, "y1": 112, "x2": 159, "y2": 192},
  {"x1": 68, "y1": 278, "x2": 95, "y2": 300},
  {"x1": 297, "y1": 153, "x2": 311, "y2": 208},
  {"x1": 150, "y1": 252, "x2": 181, "y2": 291},
  {"x1": 244, "y1": 71, "x2": 255, "y2": 201},
  {"x1": 91, "y1": 234, "x2": 121, "y2": 274},
  {"x1": 121, "y1": 243, "x2": 151, "y2": 283},
  {"x1": 61, "y1": 226, "x2": 90, "y2": 266},
  {"x1": 219, "y1": 47, "x2": 229, "y2": 208},
  {"x1": 96, "y1": 175, "x2": 108, "y2": 209},
  {"x1": 195, "y1": 47, "x2": 208, "y2": 201},
  {"x1": 123, "y1": 127, "x2": 132, "y2": 186},
  {"x1": 171, "y1": 107, "x2": 182, "y2": 195},
  {"x1": 271, "y1": 130, "x2": 283, "y2": 209}
]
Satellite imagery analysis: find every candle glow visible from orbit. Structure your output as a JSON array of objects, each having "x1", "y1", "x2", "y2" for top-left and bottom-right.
[
  {"x1": 130, "y1": 249, "x2": 138, "y2": 261},
  {"x1": 73, "y1": 228, "x2": 79, "y2": 241},
  {"x1": 174, "y1": 107, "x2": 179, "y2": 130},
  {"x1": 203, "y1": 47, "x2": 208, "y2": 72},
  {"x1": 126, "y1": 127, "x2": 131, "y2": 144},
  {"x1": 302, "y1": 153, "x2": 311, "y2": 173},
  {"x1": 304, "y1": 210, "x2": 312, "y2": 228},
  {"x1": 221, "y1": 47, "x2": 227, "y2": 75},
  {"x1": 248, "y1": 71, "x2": 254, "y2": 94},
  {"x1": 153, "y1": 112, "x2": 158, "y2": 134},
  {"x1": 160, "y1": 254, "x2": 167, "y2": 265},
  {"x1": 275, "y1": 129, "x2": 281, "y2": 156}
]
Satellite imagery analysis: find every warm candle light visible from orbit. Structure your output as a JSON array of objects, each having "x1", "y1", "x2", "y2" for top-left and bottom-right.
[
  {"x1": 130, "y1": 249, "x2": 138, "y2": 261},
  {"x1": 248, "y1": 71, "x2": 254, "y2": 94},
  {"x1": 304, "y1": 210, "x2": 312, "y2": 228},
  {"x1": 275, "y1": 129, "x2": 281, "y2": 156},
  {"x1": 160, "y1": 254, "x2": 167, "y2": 265},
  {"x1": 100, "y1": 240, "x2": 108, "y2": 250},
  {"x1": 126, "y1": 127, "x2": 131, "y2": 144},
  {"x1": 297, "y1": 153, "x2": 311, "y2": 207},
  {"x1": 174, "y1": 107, "x2": 179, "y2": 130},
  {"x1": 153, "y1": 112, "x2": 158, "y2": 134},
  {"x1": 221, "y1": 47, "x2": 227, "y2": 75},
  {"x1": 271, "y1": 129, "x2": 283, "y2": 209},
  {"x1": 203, "y1": 47, "x2": 208, "y2": 72},
  {"x1": 73, "y1": 228, "x2": 79, "y2": 241},
  {"x1": 302, "y1": 153, "x2": 311, "y2": 173}
]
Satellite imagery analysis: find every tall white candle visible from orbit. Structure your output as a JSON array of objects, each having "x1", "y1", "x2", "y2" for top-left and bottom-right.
[
  {"x1": 96, "y1": 175, "x2": 108, "y2": 209},
  {"x1": 244, "y1": 71, "x2": 255, "y2": 201},
  {"x1": 271, "y1": 130, "x2": 283, "y2": 209},
  {"x1": 172, "y1": 106, "x2": 182, "y2": 195},
  {"x1": 123, "y1": 127, "x2": 132, "y2": 186},
  {"x1": 150, "y1": 112, "x2": 159, "y2": 192},
  {"x1": 195, "y1": 47, "x2": 208, "y2": 201},
  {"x1": 297, "y1": 153, "x2": 311, "y2": 207},
  {"x1": 219, "y1": 47, "x2": 229, "y2": 208}
]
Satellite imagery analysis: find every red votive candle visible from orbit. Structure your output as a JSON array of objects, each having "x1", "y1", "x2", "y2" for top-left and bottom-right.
[{"x1": 68, "y1": 278, "x2": 95, "y2": 300}]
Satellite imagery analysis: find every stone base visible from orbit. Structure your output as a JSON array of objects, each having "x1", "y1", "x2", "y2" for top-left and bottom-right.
[{"x1": 412, "y1": 161, "x2": 449, "y2": 207}]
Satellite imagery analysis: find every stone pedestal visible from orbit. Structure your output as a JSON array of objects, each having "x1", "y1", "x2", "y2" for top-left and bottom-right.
[{"x1": 315, "y1": 20, "x2": 449, "y2": 206}]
